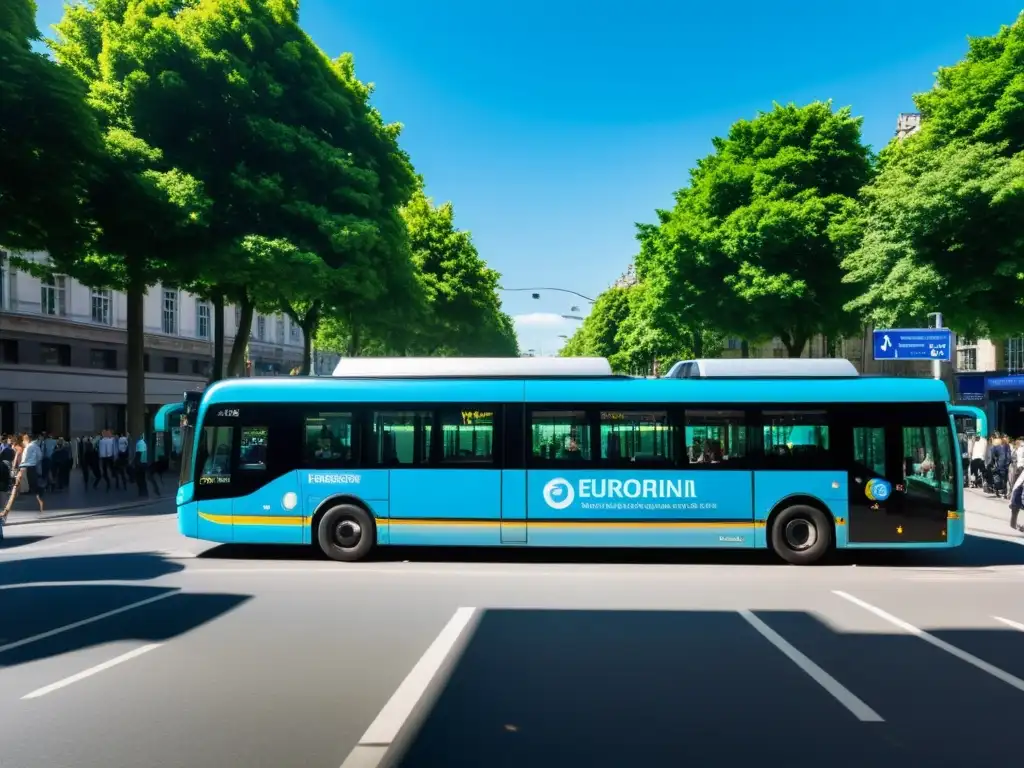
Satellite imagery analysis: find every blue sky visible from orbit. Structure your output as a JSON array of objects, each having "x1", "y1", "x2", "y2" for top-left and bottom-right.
[{"x1": 34, "y1": 1, "x2": 1024, "y2": 355}]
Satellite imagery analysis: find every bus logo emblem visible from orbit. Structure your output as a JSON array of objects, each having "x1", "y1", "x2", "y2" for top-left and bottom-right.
[
  {"x1": 865, "y1": 479, "x2": 891, "y2": 501},
  {"x1": 543, "y1": 478, "x2": 575, "y2": 510}
]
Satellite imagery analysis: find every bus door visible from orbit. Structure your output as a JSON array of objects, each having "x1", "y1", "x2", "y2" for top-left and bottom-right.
[
  {"x1": 231, "y1": 409, "x2": 302, "y2": 545},
  {"x1": 846, "y1": 404, "x2": 952, "y2": 544}
]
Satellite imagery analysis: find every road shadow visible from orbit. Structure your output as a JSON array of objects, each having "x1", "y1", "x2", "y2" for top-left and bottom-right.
[
  {"x1": 198, "y1": 532, "x2": 1024, "y2": 569},
  {"x1": 388, "y1": 608, "x2": 1024, "y2": 768},
  {"x1": 0, "y1": 551, "x2": 185, "y2": 587},
  {"x1": 0, "y1": 535, "x2": 49, "y2": 550},
  {"x1": 0, "y1": 552, "x2": 250, "y2": 671}
]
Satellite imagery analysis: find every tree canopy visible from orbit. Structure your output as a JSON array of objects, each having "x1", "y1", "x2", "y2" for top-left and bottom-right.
[
  {"x1": 842, "y1": 13, "x2": 1024, "y2": 337},
  {"x1": 639, "y1": 101, "x2": 872, "y2": 357},
  {"x1": 1, "y1": 0, "x2": 101, "y2": 259}
]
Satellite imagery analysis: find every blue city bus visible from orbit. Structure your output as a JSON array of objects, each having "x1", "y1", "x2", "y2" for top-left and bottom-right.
[{"x1": 175, "y1": 357, "x2": 987, "y2": 565}]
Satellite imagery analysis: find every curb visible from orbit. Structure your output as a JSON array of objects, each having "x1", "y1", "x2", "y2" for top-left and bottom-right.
[{"x1": 1, "y1": 498, "x2": 166, "y2": 527}]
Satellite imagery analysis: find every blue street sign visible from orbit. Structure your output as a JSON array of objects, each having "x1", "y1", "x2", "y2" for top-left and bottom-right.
[{"x1": 873, "y1": 328, "x2": 953, "y2": 362}]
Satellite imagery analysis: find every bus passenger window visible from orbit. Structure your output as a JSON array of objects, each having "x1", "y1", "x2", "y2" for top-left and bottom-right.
[
  {"x1": 200, "y1": 426, "x2": 233, "y2": 480},
  {"x1": 530, "y1": 410, "x2": 591, "y2": 462},
  {"x1": 304, "y1": 412, "x2": 354, "y2": 466},
  {"x1": 372, "y1": 411, "x2": 432, "y2": 466},
  {"x1": 763, "y1": 411, "x2": 830, "y2": 463},
  {"x1": 902, "y1": 425, "x2": 955, "y2": 505},
  {"x1": 600, "y1": 410, "x2": 674, "y2": 465},
  {"x1": 239, "y1": 426, "x2": 268, "y2": 471},
  {"x1": 684, "y1": 410, "x2": 747, "y2": 465},
  {"x1": 440, "y1": 408, "x2": 494, "y2": 464},
  {"x1": 853, "y1": 427, "x2": 886, "y2": 477}
]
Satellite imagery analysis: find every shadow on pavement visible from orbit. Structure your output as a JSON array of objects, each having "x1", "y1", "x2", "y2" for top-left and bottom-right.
[
  {"x1": 0, "y1": 552, "x2": 184, "y2": 586},
  {"x1": 0, "y1": 535, "x2": 49, "y2": 550},
  {"x1": 390, "y1": 608, "x2": 1024, "y2": 768},
  {"x1": 199, "y1": 532, "x2": 1024, "y2": 568},
  {"x1": 0, "y1": 552, "x2": 251, "y2": 670}
]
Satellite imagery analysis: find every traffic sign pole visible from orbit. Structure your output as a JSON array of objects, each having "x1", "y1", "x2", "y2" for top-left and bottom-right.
[{"x1": 928, "y1": 312, "x2": 943, "y2": 381}]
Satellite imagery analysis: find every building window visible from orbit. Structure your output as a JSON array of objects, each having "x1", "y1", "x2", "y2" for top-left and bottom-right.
[
  {"x1": 196, "y1": 302, "x2": 211, "y2": 340},
  {"x1": 40, "y1": 343, "x2": 71, "y2": 366},
  {"x1": 957, "y1": 347, "x2": 977, "y2": 372},
  {"x1": 162, "y1": 356, "x2": 180, "y2": 374},
  {"x1": 255, "y1": 315, "x2": 266, "y2": 341},
  {"x1": 276, "y1": 316, "x2": 285, "y2": 343},
  {"x1": 40, "y1": 275, "x2": 67, "y2": 317},
  {"x1": 144, "y1": 354, "x2": 151, "y2": 373},
  {"x1": 0, "y1": 339, "x2": 18, "y2": 364},
  {"x1": 234, "y1": 305, "x2": 241, "y2": 328},
  {"x1": 1006, "y1": 336, "x2": 1024, "y2": 374},
  {"x1": 0, "y1": 250, "x2": 6, "y2": 309},
  {"x1": 91, "y1": 288, "x2": 112, "y2": 325},
  {"x1": 162, "y1": 289, "x2": 178, "y2": 335},
  {"x1": 89, "y1": 348, "x2": 117, "y2": 370},
  {"x1": 290, "y1": 320, "x2": 299, "y2": 342},
  {"x1": 191, "y1": 359, "x2": 211, "y2": 377}
]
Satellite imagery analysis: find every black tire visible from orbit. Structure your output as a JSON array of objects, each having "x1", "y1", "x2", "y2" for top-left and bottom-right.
[
  {"x1": 317, "y1": 503, "x2": 375, "y2": 562},
  {"x1": 770, "y1": 504, "x2": 832, "y2": 565}
]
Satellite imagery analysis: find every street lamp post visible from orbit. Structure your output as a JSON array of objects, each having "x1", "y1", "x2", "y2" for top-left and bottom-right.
[{"x1": 499, "y1": 287, "x2": 597, "y2": 304}]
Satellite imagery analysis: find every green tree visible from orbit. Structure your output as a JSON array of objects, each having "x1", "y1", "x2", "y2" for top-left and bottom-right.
[
  {"x1": 842, "y1": 13, "x2": 1024, "y2": 336},
  {"x1": 49, "y1": 0, "x2": 210, "y2": 435},
  {"x1": 643, "y1": 101, "x2": 872, "y2": 357},
  {"x1": 559, "y1": 286, "x2": 633, "y2": 360},
  {"x1": 1, "y1": 0, "x2": 100, "y2": 258},
  {"x1": 82, "y1": 0, "x2": 419, "y2": 378}
]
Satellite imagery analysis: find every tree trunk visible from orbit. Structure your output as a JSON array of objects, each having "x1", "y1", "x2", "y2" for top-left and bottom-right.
[
  {"x1": 227, "y1": 294, "x2": 254, "y2": 376},
  {"x1": 298, "y1": 300, "x2": 323, "y2": 376},
  {"x1": 691, "y1": 327, "x2": 704, "y2": 358},
  {"x1": 740, "y1": 340, "x2": 750, "y2": 358},
  {"x1": 347, "y1": 324, "x2": 361, "y2": 357},
  {"x1": 125, "y1": 276, "x2": 147, "y2": 438},
  {"x1": 210, "y1": 292, "x2": 225, "y2": 383},
  {"x1": 782, "y1": 332, "x2": 807, "y2": 358}
]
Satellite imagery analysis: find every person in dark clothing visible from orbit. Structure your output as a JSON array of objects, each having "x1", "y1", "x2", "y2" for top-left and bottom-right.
[{"x1": 990, "y1": 437, "x2": 1011, "y2": 498}]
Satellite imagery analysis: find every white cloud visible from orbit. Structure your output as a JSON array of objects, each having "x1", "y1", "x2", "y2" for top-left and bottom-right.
[{"x1": 512, "y1": 312, "x2": 570, "y2": 328}]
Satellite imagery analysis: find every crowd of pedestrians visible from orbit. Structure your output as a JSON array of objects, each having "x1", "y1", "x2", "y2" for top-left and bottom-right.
[
  {"x1": 961, "y1": 431, "x2": 1024, "y2": 532},
  {"x1": 1, "y1": 429, "x2": 166, "y2": 522}
]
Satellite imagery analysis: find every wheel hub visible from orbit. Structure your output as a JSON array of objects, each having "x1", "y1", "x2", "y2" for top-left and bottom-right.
[
  {"x1": 784, "y1": 518, "x2": 817, "y2": 551},
  {"x1": 333, "y1": 519, "x2": 362, "y2": 549}
]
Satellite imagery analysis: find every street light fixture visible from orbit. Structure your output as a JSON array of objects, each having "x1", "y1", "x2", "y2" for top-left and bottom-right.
[{"x1": 499, "y1": 287, "x2": 597, "y2": 304}]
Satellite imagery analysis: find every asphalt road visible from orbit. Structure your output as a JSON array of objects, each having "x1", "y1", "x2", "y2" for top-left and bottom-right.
[{"x1": 2, "y1": 492, "x2": 1024, "y2": 768}]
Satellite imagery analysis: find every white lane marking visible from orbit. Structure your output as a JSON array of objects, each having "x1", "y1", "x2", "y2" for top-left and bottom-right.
[
  {"x1": 834, "y1": 591, "x2": 1024, "y2": 693},
  {"x1": 340, "y1": 607, "x2": 477, "y2": 768},
  {"x1": 993, "y1": 616, "x2": 1024, "y2": 632},
  {"x1": 0, "y1": 591, "x2": 176, "y2": 654},
  {"x1": 22, "y1": 644, "x2": 162, "y2": 699},
  {"x1": 738, "y1": 609, "x2": 883, "y2": 722}
]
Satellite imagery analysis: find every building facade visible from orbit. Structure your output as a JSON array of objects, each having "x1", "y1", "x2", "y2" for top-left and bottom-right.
[{"x1": 0, "y1": 250, "x2": 311, "y2": 437}]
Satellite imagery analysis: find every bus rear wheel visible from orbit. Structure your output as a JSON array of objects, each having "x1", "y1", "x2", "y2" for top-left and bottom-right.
[
  {"x1": 317, "y1": 504, "x2": 375, "y2": 562},
  {"x1": 770, "y1": 504, "x2": 831, "y2": 565}
]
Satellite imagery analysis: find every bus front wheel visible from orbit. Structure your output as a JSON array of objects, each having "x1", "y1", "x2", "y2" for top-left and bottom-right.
[
  {"x1": 317, "y1": 504, "x2": 375, "y2": 562},
  {"x1": 770, "y1": 505, "x2": 831, "y2": 565}
]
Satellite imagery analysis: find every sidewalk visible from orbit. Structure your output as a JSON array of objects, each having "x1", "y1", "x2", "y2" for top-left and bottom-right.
[
  {"x1": 2, "y1": 469, "x2": 169, "y2": 527},
  {"x1": 964, "y1": 487, "x2": 1024, "y2": 540}
]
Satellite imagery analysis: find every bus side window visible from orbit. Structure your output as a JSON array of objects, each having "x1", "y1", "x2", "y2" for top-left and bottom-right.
[
  {"x1": 599, "y1": 409, "x2": 675, "y2": 466},
  {"x1": 901, "y1": 424, "x2": 955, "y2": 506},
  {"x1": 200, "y1": 426, "x2": 233, "y2": 480},
  {"x1": 762, "y1": 410, "x2": 831, "y2": 465},
  {"x1": 303, "y1": 411, "x2": 355, "y2": 466},
  {"x1": 372, "y1": 411, "x2": 432, "y2": 466},
  {"x1": 440, "y1": 408, "x2": 495, "y2": 464},
  {"x1": 684, "y1": 410, "x2": 748, "y2": 466},
  {"x1": 853, "y1": 427, "x2": 886, "y2": 477},
  {"x1": 239, "y1": 426, "x2": 268, "y2": 472},
  {"x1": 530, "y1": 409, "x2": 591, "y2": 462}
]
